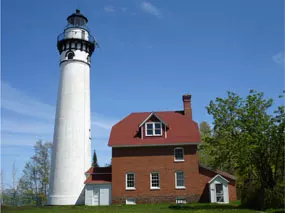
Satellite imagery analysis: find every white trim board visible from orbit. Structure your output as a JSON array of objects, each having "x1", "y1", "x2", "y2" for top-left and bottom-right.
[
  {"x1": 110, "y1": 142, "x2": 200, "y2": 148},
  {"x1": 208, "y1": 174, "x2": 229, "y2": 184},
  {"x1": 138, "y1": 112, "x2": 168, "y2": 128}
]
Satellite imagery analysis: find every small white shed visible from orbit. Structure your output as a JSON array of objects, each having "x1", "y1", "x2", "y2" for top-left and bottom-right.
[
  {"x1": 85, "y1": 183, "x2": 112, "y2": 206},
  {"x1": 208, "y1": 174, "x2": 229, "y2": 204},
  {"x1": 84, "y1": 166, "x2": 112, "y2": 206}
]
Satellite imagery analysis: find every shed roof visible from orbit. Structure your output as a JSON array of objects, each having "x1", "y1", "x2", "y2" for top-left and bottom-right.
[{"x1": 84, "y1": 166, "x2": 112, "y2": 184}]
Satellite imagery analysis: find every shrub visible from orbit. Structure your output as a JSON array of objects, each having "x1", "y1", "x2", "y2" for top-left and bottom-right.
[{"x1": 241, "y1": 182, "x2": 285, "y2": 210}]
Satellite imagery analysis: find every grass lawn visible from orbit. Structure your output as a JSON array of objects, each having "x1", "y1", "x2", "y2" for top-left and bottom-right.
[{"x1": 3, "y1": 203, "x2": 282, "y2": 213}]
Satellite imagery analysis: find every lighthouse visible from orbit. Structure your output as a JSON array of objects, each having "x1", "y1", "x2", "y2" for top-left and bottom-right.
[{"x1": 48, "y1": 10, "x2": 96, "y2": 205}]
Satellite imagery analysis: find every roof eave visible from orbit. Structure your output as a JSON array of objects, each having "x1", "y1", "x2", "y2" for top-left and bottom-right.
[
  {"x1": 208, "y1": 174, "x2": 230, "y2": 183},
  {"x1": 138, "y1": 112, "x2": 168, "y2": 128},
  {"x1": 109, "y1": 142, "x2": 200, "y2": 147}
]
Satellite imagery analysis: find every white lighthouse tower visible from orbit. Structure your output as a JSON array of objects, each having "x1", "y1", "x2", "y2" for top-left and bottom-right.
[{"x1": 48, "y1": 10, "x2": 96, "y2": 205}]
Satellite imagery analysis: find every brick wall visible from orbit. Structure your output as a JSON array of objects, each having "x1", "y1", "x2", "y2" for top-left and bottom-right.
[
  {"x1": 112, "y1": 145, "x2": 199, "y2": 204},
  {"x1": 198, "y1": 166, "x2": 236, "y2": 202},
  {"x1": 111, "y1": 145, "x2": 237, "y2": 204}
]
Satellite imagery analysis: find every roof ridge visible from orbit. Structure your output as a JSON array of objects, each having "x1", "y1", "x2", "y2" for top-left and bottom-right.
[{"x1": 131, "y1": 110, "x2": 183, "y2": 114}]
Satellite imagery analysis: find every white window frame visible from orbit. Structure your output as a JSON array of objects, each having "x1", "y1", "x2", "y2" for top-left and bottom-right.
[
  {"x1": 150, "y1": 172, "x2": 160, "y2": 190},
  {"x1": 174, "y1": 147, "x2": 184, "y2": 162},
  {"x1": 175, "y1": 171, "x2": 185, "y2": 189},
  {"x1": 145, "y1": 122, "x2": 162, "y2": 136},
  {"x1": 176, "y1": 197, "x2": 187, "y2": 204},
  {"x1": 126, "y1": 172, "x2": 136, "y2": 190},
  {"x1": 126, "y1": 198, "x2": 136, "y2": 205}
]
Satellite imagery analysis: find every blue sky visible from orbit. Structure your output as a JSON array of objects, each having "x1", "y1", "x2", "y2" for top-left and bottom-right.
[{"x1": 1, "y1": 0, "x2": 284, "y2": 187}]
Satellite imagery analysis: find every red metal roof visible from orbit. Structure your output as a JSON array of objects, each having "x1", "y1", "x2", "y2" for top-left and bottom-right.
[
  {"x1": 108, "y1": 111, "x2": 201, "y2": 147},
  {"x1": 199, "y1": 164, "x2": 237, "y2": 181},
  {"x1": 84, "y1": 166, "x2": 112, "y2": 184}
]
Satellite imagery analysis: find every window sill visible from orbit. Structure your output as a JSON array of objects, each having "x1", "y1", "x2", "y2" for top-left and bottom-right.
[
  {"x1": 175, "y1": 187, "x2": 186, "y2": 190},
  {"x1": 145, "y1": 134, "x2": 163, "y2": 137},
  {"x1": 174, "y1": 160, "x2": 185, "y2": 162},
  {"x1": 126, "y1": 188, "x2": 136, "y2": 191},
  {"x1": 150, "y1": 187, "x2": 160, "y2": 190}
]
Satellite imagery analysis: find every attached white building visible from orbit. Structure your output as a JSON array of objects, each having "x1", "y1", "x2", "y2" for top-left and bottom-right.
[{"x1": 84, "y1": 167, "x2": 112, "y2": 206}]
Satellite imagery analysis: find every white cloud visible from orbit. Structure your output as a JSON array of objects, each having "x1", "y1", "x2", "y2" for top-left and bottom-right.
[
  {"x1": 1, "y1": 118, "x2": 53, "y2": 135},
  {"x1": 1, "y1": 81, "x2": 118, "y2": 144},
  {"x1": 140, "y1": 2, "x2": 162, "y2": 19},
  {"x1": 1, "y1": 81, "x2": 118, "y2": 186},
  {"x1": 1, "y1": 133, "x2": 49, "y2": 146},
  {"x1": 1, "y1": 82, "x2": 55, "y2": 121},
  {"x1": 272, "y1": 51, "x2": 285, "y2": 67},
  {"x1": 104, "y1": 6, "x2": 116, "y2": 13}
]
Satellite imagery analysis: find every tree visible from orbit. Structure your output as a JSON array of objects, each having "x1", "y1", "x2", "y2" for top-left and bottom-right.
[
  {"x1": 199, "y1": 121, "x2": 212, "y2": 138},
  {"x1": 32, "y1": 141, "x2": 52, "y2": 198},
  {"x1": 204, "y1": 90, "x2": 284, "y2": 209},
  {"x1": 1, "y1": 170, "x2": 4, "y2": 205},
  {"x1": 198, "y1": 121, "x2": 214, "y2": 167},
  {"x1": 92, "y1": 149, "x2": 99, "y2": 167},
  {"x1": 18, "y1": 140, "x2": 52, "y2": 206},
  {"x1": 2, "y1": 163, "x2": 19, "y2": 206},
  {"x1": 105, "y1": 159, "x2": 112, "y2": 167},
  {"x1": 11, "y1": 162, "x2": 19, "y2": 206}
]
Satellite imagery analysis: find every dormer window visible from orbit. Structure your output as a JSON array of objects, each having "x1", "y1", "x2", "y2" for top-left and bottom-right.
[{"x1": 145, "y1": 122, "x2": 162, "y2": 136}]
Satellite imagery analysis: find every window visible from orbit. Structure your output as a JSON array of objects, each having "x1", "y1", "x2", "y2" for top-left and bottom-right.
[
  {"x1": 126, "y1": 173, "x2": 135, "y2": 190},
  {"x1": 176, "y1": 197, "x2": 186, "y2": 204},
  {"x1": 145, "y1": 122, "x2": 162, "y2": 136},
  {"x1": 150, "y1": 172, "x2": 160, "y2": 189},
  {"x1": 174, "y1": 147, "x2": 184, "y2": 162},
  {"x1": 175, "y1": 171, "x2": 185, "y2": 189},
  {"x1": 87, "y1": 55, "x2": 91, "y2": 63},
  {"x1": 66, "y1": 51, "x2": 75, "y2": 59},
  {"x1": 126, "y1": 198, "x2": 136, "y2": 205}
]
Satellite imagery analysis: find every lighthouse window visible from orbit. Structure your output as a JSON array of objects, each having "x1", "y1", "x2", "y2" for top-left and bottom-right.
[
  {"x1": 87, "y1": 55, "x2": 91, "y2": 63},
  {"x1": 66, "y1": 51, "x2": 75, "y2": 59}
]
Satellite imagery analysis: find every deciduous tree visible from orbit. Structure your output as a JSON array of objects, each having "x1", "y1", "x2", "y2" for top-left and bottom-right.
[
  {"x1": 18, "y1": 140, "x2": 52, "y2": 206},
  {"x1": 204, "y1": 90, "x2": 284, "y2": 209},
  {"x1": 198, "y1": 121, "x2": 214, "y2": 167}
]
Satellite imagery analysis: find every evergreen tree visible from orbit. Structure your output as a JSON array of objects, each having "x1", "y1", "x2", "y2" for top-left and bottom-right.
[{"x1": 92, "y1": 149, "x2": 99, "y2": 167}]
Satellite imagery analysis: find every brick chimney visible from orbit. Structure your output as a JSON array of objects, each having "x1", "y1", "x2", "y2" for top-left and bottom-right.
[{"x1": 182, "y1": 94, "x2": 192, "y2": 119}]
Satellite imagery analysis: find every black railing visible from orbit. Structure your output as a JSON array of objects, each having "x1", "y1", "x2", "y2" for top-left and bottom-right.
[{"x1": 57, "y1": 31, "x2": 96, "y2": 44}]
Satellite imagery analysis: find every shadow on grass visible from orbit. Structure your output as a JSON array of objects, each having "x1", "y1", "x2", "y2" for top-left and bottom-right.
[{"x1": 168, "y1": 203, "x2": 243, "y2": 211}]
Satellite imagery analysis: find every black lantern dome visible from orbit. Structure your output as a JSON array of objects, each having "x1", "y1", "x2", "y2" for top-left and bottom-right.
[
  {"x1": 67, "y1": 9, "x2": 88, "y2": 27},
  {"x1": 57, "y1": 9, "x2": 97, "y2": 56}
]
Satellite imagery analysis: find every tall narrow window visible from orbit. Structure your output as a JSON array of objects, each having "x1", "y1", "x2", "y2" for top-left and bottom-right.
[
  {"x1": 174, "y1": 147, "x2": 184, "y2": 162},
  {"x1": 175, "y1": 171, "x2": 185, "y2": 189},
  {"x1": 145, "y1": 122, "x2": 162, "y2": 136},
  {"x1": 150, "y1": 172, "x2": 160, "y2": 189},
  {"x1": 126, "y1": 173, "x2": 135, "y2": 190}
]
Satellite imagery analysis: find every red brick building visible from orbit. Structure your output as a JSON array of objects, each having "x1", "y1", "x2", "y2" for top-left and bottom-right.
[{"x1": 85, "y1": 94, "x2": 237, "y2": 205}]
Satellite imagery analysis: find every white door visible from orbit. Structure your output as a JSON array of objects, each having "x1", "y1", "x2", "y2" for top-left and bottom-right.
[
  {"x1": 92, "y1": 187, "x2": 99, "y2": 206},
  {"x1": 99, "y1": 186, "x2": 110, "y2": 205},
  {"x1": 215, "y1": 183, "x2": 224, "y2": 203}
]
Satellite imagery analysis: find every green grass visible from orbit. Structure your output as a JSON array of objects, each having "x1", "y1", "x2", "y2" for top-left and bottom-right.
[{"x1": 2, "y1": 202, "x2": 279, "y2": 213}]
